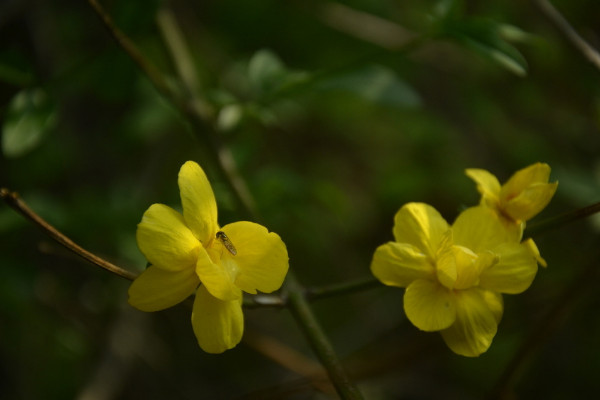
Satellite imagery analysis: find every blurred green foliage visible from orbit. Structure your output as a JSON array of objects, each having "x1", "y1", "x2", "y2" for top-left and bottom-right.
[{"x1": 1, "y1": 0, "x2": 600, "y2": 399}]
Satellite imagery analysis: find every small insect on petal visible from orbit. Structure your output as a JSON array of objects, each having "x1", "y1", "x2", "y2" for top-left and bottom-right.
[{"x1": 216, "y1": 231, "x2": 237, "y2": 256}]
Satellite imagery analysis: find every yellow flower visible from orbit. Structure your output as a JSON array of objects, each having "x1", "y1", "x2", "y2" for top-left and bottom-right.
[
  {"x1": 370, "y1": 203, "x2": 538, "y2": 357},
  {"x1": 128, "y1": 161, "x2": 289, "y2": 353},
  {"x1": 465, "y1": 162, "x2": 558, "y2": 224},
  {"x1": 466, "y1": 163, "x2": 557, "y2": 267}
]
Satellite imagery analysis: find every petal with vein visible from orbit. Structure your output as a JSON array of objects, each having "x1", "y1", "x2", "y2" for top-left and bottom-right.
[
  {"x1": 504, "y1": 182, "x2": 558, "y2": 221},
  {"x1": 453, "y1": 206, "x2": 519, "y2": 253},
  {"x1": 221, "y1": 221, "x2": 289, "y2": 294},
  {"x1": 479, "y1": 242, "x2": 538, "y2": 294},
  {"x1": 448, "y1": 245, "x2": 480, "y2": 290},
  {"x1": 192, "y1": 285, "x2": 244, "y2": 354},
  {"x1": 136, "y1": 204, "x2": 199, "y2": 271},
  {"x1": 128, "y1": 265, "x2": 199, "y2": 312},
  {"x1": 500, "y1": 162, "x2": 551, "y2": 201},
  {"x1": 371, "y1": 242, "x2": 434, "y2": 288},
  {"x1": 465, "y1": 168, "x2": 501, "y2": 206},
  {"x1": 178, "y1": 161, "x2": 219, "y2": 245},
  {"x1": 196, "y1": 247, "x2": 241, "y2": 301},
  {"x1": 440, "y1": 288, "x2": 500, "y2": 357},
  {"x1": 404, "y1": 279, "x2": 456, "y2": 331},
  {"x1": 393, "y1": 203, "x2": 449, "y2": 259},
  {"x1": 522, "y1": 238, "x2": 547, "y2": 267}
]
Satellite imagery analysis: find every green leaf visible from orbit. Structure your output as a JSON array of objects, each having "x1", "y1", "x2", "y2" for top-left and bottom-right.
[
  {"x1": 432, "y1": 0, "x2": 465, "y2": 20},
  {"x1": 247, "y1": 49, "x2": 308, "y2": 97},
  {"x1": 442, "y1": 18, "x2": 528, "y2": 76},
  {"x1": 2, "y1": 88, "x2": 56, "y2": 158},
  {"x1": 316, "y1": 64, "x2": 421, "y2": 108},
  {"x1": 248, "y1": 49, "x2": 287, "y2": 94}
]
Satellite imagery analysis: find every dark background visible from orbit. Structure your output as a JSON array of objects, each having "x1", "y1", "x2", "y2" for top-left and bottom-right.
[{"x1": 1, "y1": 0, "x2": 599, "y2": 398}]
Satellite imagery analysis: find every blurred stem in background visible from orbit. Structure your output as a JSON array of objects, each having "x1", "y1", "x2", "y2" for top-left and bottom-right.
[{"x1": 533, "y1": 0, "x2": 600, "y2": 71}]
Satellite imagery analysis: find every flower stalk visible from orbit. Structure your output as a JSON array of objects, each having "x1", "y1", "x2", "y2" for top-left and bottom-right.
[{"x1": 285, "y1": 272, "x2": 364, "y2": 400}]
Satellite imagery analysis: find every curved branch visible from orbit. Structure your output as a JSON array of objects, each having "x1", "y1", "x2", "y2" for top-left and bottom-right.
[{"x1": 1, "y1": 188, "x2": 138, "y2": 281}]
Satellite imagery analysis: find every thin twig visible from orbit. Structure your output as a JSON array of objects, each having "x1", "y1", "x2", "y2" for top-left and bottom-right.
[
  {"x1": 155, "y1": 7, "x2": 214, "y2": 120},
  {"x1": 1, "y1": 188, "x2": 138, "y2": 281},
  {"x1": 154, "y1": 7, "x2": 259, "y2": 219},
  {"x1": 533, "y1": 0, "x2": 600, "y2": 71},
  {"x1": 319, "y1": 2, "x2": 417, "y2": 50},
  {"x1": 306, "y1": 276, "x2": 381, "y2": 301},
  {"x1": 88, "y1": 0, "x2": 258, "y2": 219},
  {"x1": 87, "y1": 0, "x2": 183, "y2": 109},
  {"x1": 285, "y1": 273, "x2": 364, "y2": 400},
  {"x1": 525, "y1": 200, "x2": 600, "y2": 237},
  {"x1": 242, "y1": 329, "x2": 334, "y2": 395}
]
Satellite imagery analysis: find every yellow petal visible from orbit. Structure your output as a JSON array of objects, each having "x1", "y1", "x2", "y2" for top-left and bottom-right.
[
  {"x1": 479, "y1": 242, "x2": 538, "y2": 294},
  {"x1": 196, "y1": 247, "x2": 241, "y2": 301},
  {"x1": 500, "y1": 162, "x2": 551, "y2": 201},
  {"x1": 440, "y1": 289, "x2": 501, "y2": 357},
  {"x1": 178, "y1": 161, "x2": 219, "y2": 245},
  {"x1": 437, "y1": 245, "x2": 480, "y2": 290},
  {"x1": 482, "y1": 289, "x2": 504, "y2": 324},
  {"x1": 503, "y1": 182, "x2": 558, "y2": 221},
  {"x1": 453, "y1": 206, "x2": 520, "y2": 253},
  {"x1": 371, "y1": 242, "x2": 435, "y2": 288},
  {"x1": 404, "y1": 279, "x2": 456, "y2": 331},
  {"x1": 393, "y1": 203, "x2": 450, "y2": 259},
  {"x1": 435, "y1": 239, "x2": 458, "y2": 289},
  {"x1": 136, "y1": 204, "x2": 200, "y2": 271},
  {"x1": 522, "y1": 238, "x2": 547, "y2": 267},
  {"x1": 128, "y1": 265, "x2": 199, "y2": 312},
  {"x1": 191, "y1": 285, "x2": 244, "y2": 354},
  {"x1": 219, "y1": 221, "x2": 289, "y2": 294},
  {"x1": 465, "y1": 168, "x2": 501, "y2": 207}
]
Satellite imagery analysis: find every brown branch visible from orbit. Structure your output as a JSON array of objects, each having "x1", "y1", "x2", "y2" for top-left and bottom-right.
[
  {"x1": 526, "y1": 200, "x2": 600, "y2": 237},
  {"x1": 1, "y1": 188, "x2": 138, "y2": 281},
  {"x1": 242, "y1": 329, "x2": 334, "y2": 395},
  {"x1": 534, "y1": 0, "x2": 600, "y2": 71},
  {"x1": 87, "y1": 0, "x2": 183, "y2": 109},
  {"x1": 88, "y1": 0, "x2": 258, "y2": 219}
]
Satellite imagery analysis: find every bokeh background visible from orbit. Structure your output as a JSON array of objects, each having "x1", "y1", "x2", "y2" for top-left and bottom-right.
[{"x1": 1, "y1": 0, "x2": 600, "y2": 399}]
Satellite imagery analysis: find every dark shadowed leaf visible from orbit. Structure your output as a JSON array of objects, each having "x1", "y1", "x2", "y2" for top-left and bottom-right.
[
  {"x1": 2, "y1": 88, "x2": 56, "y2": 158},
  {"x1": 316, "y1": 64, "x2": 421, "y2": 108},
  {"x1": 442, "y1": 18, "x2": 529, "y2": 76}
]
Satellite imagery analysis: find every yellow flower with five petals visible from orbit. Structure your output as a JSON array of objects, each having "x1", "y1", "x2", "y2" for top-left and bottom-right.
[
  {"x1": 128, "y1": 161, "x2": 289, "y2": 353},
  {"x1": 370, "y1": 203, "x2": 538, "y2": 357}
]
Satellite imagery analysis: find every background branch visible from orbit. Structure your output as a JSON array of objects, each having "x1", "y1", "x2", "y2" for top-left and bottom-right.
[
  {"x1": 1, "y1": 188, "x2": 138, "y2": 281},
  {"x1": 306, "y1": 276, "x2": 380, "y2": 301},
  {"x1": 526, "y1": 200, "x2": 600, "y2": 236},
  {"x1": 533, "y1": 0, "x2": 600, "y2": 71}
]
